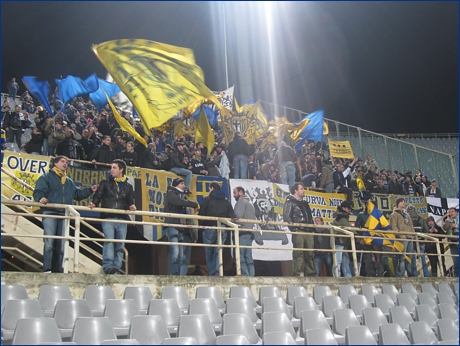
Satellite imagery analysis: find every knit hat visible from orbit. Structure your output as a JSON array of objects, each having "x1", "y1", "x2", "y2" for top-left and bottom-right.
[
  {"x1": 340, "y1": 201, "x2": 353, "y2": 210},
  {"x1": 172, "y1": 178, "x2": 185, "y2": 187},
  {"x1": 396, "y1": 197, "x2": 405, "y2": 207}
]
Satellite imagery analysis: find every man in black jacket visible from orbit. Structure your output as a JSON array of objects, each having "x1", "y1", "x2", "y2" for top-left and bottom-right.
[
  {"x1": 283, "y1": 182, "x2": 316, "y2": 277},
  {"x1": 89, "y1": 159, "x2": 136, "y2": 274},
  {"x1": 90, "y1": 135, "x2": 116, "y2": 164},
  {"x1": 163, "y1": 178, "x2": 198, "y2": 275},
  {"x1": 170, "y1": 142, "x2": 193, "y2": 194},
  {"x1": 199, "y1": 181, "x2": 235, "y2": 276},
  {"x1": 274, "y1": 141, "x2": 297, "y2": 189},
  {"x1": 227, "y1": 132, "x2": 251, "y2": 179}
]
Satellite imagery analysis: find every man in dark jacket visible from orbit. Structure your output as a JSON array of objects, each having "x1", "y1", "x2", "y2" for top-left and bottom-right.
[
  {"x1": 89, "y1": 159, "x2": 136, "y2": 274},
  {"x1": 78, "y1": 129, "x2": 95, "y2": 160},
  {"x1": 90, "y1": 135, "x2": 116, "y2": 164},
  {"x1": 283, "y1": 182, "x2": 316, "y2": 277},
  {"x1": 164, "y1": 178, "x2": 198, "y2": 275},
  {"x1": 190, "y1": 148, "x2": 208, "y2": 175},
  {"x1": 227, "y1": 132, "x2": 251, "y2": 179},
  {"x1": 33, "y1": 156, "x2": 98, "y2": 272},
  {"x1": 170, "y1": 142, "x2": 193, "y2": 194},
  {"x1": 333, "y1": 159, "x2": 356, "y2": 202},
  {"x1": 274, "y1": 141, "x2": 297, "y2": 189},
  {"x1": 199, "y1": 181, "x2": 235, "y2": 276},
  {"x1": 3, "y1": 104, "x2": 26, "y2": 148}
]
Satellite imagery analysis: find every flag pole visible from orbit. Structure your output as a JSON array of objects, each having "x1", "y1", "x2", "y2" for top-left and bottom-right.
[{"x1": 223, "y1": 2, "x2": 229, "y2": 89}]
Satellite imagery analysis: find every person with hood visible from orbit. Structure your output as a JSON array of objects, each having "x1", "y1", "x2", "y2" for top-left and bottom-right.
[
  {"x1": 390, "y1": 197, "x2": 416, "y2": 277},
  {"x1": 331, "y1": 200, "x2": 357, "y2": 277},
  {"x1": 283, "y1": 182, "x2": 316, "y2": 277},
  {"x1": 319, "y1": 159, "x2": 334, "y2": 192},
  {"x1": 425, "y1": 216, "x2": 447, "y2": 277},
  {"x1": 407, "y1": 204, "x2": 430, "y2": 277},
  {"x1": 199, "y1": 181, "x2": 235, "y2": 276},
  {"x1": 233, "y1": 186, "x2": 257, "y2": 276},
  {"x1": 227, "y1": 131, "x2": 251, "y2": 179},
  {"x1": 163, "y1": 178, "x2": 198, "y2": 275}
]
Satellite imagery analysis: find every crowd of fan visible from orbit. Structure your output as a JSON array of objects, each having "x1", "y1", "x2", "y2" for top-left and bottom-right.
[{"x1": 1, "y1": 91, "x2": 441, "y2": 199}]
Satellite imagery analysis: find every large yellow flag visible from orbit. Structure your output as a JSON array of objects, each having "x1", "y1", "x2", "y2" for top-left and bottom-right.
[
  {"x1": 104, "y1": 91, "x2": 147, "y2": 147},
  {"x1": 195, "y1": 106, "x2": 214, "y2": 154},
  {"x1": 92, "y1": 39, "x2": 223, "y2": 134},
  {"x1": 328, "y1": 139, "x2": 355, "y2": 158}
]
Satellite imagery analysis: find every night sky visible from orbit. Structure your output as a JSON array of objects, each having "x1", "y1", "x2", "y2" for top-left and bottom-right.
[{"x1": 1, "y1": 1, "x2": 458, "y2": 134}]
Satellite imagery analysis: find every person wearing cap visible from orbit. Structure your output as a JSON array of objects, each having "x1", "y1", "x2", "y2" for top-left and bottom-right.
[
  {"x1": 170, "y1": 141, "x2": 193, "y2": 194},
  {"x1": 227, "y1": 131, "x2": 251, "y2": 179},
  {"x1": 390, "y1": 197, "x2": 417, "y2": 277},
  {"x1": 424, "y1": 179, "x2": 442, "y2": 198},
  {"x1": 89, "y1": 159, "x2": 136, "y2": 275},
  {"x1": 331, "y1": 200, "x2": 358, "y2": 277},
  {"x1": 163, "y1": 178, "x2": 198, "y2": 275},
  {"x1": 283, "y1": 182, "x2": 316, "y2": 277},
  {"x1": 199, "y1": 181, "x2": 235, "y2": 276}
]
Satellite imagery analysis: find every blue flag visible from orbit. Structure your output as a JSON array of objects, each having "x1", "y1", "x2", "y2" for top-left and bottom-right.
[
  {"x1": 89, "y1": 79, "x2": 121, "y2": 111},
  {"x1": 191, "y1": 104, "x2": 218, "y2": 129},
  {"x1": 22, "y1": 76, "x2": 54, "y2": 116},
  {"x1": 294, "y1": 109, "x2": 324, "y2": 152},
  {"x1": 55, "y1": 73, "x2": 99, "y2": 104}
]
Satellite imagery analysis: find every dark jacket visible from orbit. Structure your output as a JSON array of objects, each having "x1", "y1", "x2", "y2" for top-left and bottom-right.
[
  {"x1": 274, "y1": 145, "x2": 296, "y2": 166},
  {"x1": 332, "y1": 209, "x2": 357, "y2": 248},
  {"x1": 198, "y1": 189, "x2": 235, "y2": 227},
  {"x1": 234, "y1": 195, "x2": 256, "y2": 237},
  {"x1": 164, "y1": 186, "x2": 198, "y2": 228},
  {"x1": 56, "y1": 139, "x2": 85, "y2": 160},
  {"x1": 282, "y1": 195, "x2": 314, "y2": 233},
  {"x1": 424, "y1": 187, "x2": 442, "y2": 198},
  {"x1": 227, "y1": 135, "x2": 251, "y2": 164},
  {"x1": 170, "y1": 149, "x2": 189, "y2": 169},
  {"x1": 3, "y1": 111, "x2": 25, "y2": 129},
  {"x1": 90, "y1": 144, "x2": 116, "y2": 163},
  {"x1": 25, "y1": 131, "x2": 44, "y2": 154},
  {"x1": 190, "y1": 157, "x2": 208, "y2": 175},
  {"x1": 78, "y1": 137, "x2": 95, "y2": 160},
  {"x1": 120, "y1": 151, "x2": 138, "y2": 167},
  {"x1": 91, "y1": 176, "x2": 135, "y2": 219},
  {"x1": 206, "y1": 155, "x2": 222, "y2": 177},
  {"x1": 425, "y1": 224, "x2": 445, "y2": 252},
  {"x1": 142, "y1": 150, "x2": 162, "y2": 170},
  {"x1": 388, "y1": 180, "x2": 402, "y2": 194},
  {"x1": 402, "y1": 181, "x2": 419, "y2": 196},
  {"x1": 33, "y1": 170, "x2": 93, "y2": 214}
]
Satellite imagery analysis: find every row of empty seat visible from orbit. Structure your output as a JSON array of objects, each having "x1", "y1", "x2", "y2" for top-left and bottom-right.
[{"x1": 2, "y1": 282, "x2": 458, "y2": 345}]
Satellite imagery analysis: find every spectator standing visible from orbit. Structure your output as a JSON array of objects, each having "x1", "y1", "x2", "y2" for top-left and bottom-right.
[
  {"x1": 3, "y1": 104, "x2": 26, "y2": 148},
  {"x1": 443, "y1": 207, "x2": 459, "y2": 277},
  {"x1": 90, "y1": 135, "x2": 116, "y2": 164},
  {"x1": 363, "y1": 154, "x2": 379, "y2": 173},
  {"x1": 33, "y1": 156, "x2": 98, "y2": 272},
  {"x1": 89, "y1": 160, "x2": 136, "y2": 274},
  {"x1": 199, "y1": 181, "x2": 235, "y2": 276},
  {"x1": 313, "y1": 217, "x2": 333, "y2": 277},
  {"x1": 7, "y1": 77, "x2": 19, "y2": 101},
  {"x1": 388, "y1": 174, "x2": 402, "y2": 194},
  {"x1": 78, "y1": 129, "x2": 95, "y2": 160},
  {"x1": 56, "y1": 130, "x2": 85, "y2": 161},
  {"x1": 206, "y1": 148, "x2": 223, "y2": 177},
  {"x1": 24, "y1": 126, "x2": 44, "y2": 155},
  {"x1": 232, "y1": 186, "x2": 257, "y2": 276},
  {"x1": 227, "y1": 132, "x2": 251, "y2": 179},
  {"x1": 120, "y1": 141, "x2": 138, "y2": 167},
  {"x1": 45, "y1": 118, "x2": 66, "y2": 156},
  {"x1": 401, "y1": 175, "x2": 418, "y2": 196},
  {"x1": 283, "y1": 182, "x2": 316, "y2": 277},
  {"x1": 319, "y1": 159, "x2": 334, "y2": 192},
  {"x1": 333, "y1": 159, "x2": 356, "y2": 202},
  {"x1": 163, "y1": 178, "x2": 198, "y2": 275},
  {"x1": 170, "y1": 141, "x2": 193, "y2": 194},
  {"x1": 140, "y1": 143, "x2": 162, "y2": 170},
  {"x1": 274, "y1": 141, "x2": 297, "y2": 188},
  {"x1": 331, "y1": 201, "x2": 356, "y2": 277},
  {"x1": 425, "y1": 216, "x2": 447, "y2": 277},
  {"x1": 424, "y1": 179, "x2": 442, "y2": 198}
]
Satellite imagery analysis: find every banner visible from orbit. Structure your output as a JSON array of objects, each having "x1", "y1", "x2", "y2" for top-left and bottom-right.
[
  {"x1": 426, "y1": 197, "x2": 459, "y2": 226},
  {"x1": 328, "y1": 139, "x2": 355, "y2": 159}
]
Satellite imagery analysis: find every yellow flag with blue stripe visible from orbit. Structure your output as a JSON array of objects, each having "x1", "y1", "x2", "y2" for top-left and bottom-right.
[{"x1": 92, "y1": 39, "x2": 223, "y2": 133}]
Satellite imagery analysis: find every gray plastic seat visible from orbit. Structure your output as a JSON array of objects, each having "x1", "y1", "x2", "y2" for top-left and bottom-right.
[
  {"x1": 262, "y1": 297, "x2": 299, "y2": 329},
  {"x1": 83, "y1": 285, "x2": 116, "y2": 317},
  {"x1": 230, "y1": 287, "x2": 262, "y2": 315},
  {"x1": 1, "y1": 299, "x2": 44, "y2": 341},
  {"x1": 222, "y1": 313, "x2": 262, "y2": 345},
  {"x1": 12, "y1": 317, "x2": 62, "y2": 344},
  {"x1": 100, "y1": 340, "x2": 140, "y2": 345},
  {"x1": 123, "y1": 286, "x2": 154, "y2": 315},
  {"x1": 71, "y1": 317, "x2": 116, "y2": 345},
  {"x1": 189, "y1": 298, "x2": 222, "y2": 334},
  {"x1": 148, "y1": 299, "x2": 182, "y2": 336},
  {"x1": 196, "y1": 286, "x2": 226, "y2": 315},
  {"x1": 437, "y1": 318, "x2": 459, "y2": 342},
  {"x1": 396, "y1": 293, "x2": 416, "y2": 317},
  {"x1": 409, "y1": 320, "x2": 439, "y2": 344},
  {"x1": 378, "y1": 323, "x2": 410, "y2": 345},
  {"x1": 226, "y1": 298, "x2": 262, "y2": 331},
  {"x1": 362, "y1": 307, "x2": 387, "y2": 339},
  {"x1": 177, "y1": 314, "x2": 217, "y2": 345},
  {"x1": 373, "y1": 294, "x2": 394, "y2": 318},
  {"x1": 338, "y1": 285, "x2": 358, "y2": 307},
  {"x1": 286, "y1": 286, "x2": 309, "y2": 308},
  {"x1": 421, "y1": 283, "x2": 438, "y2": 299},
  {"x1": 344, "y1": 325, "x2": 377, "y2": 345},
  {"x1": 332, "y1": 309, "x2": 360, "y2": 338},
  {"x1": 415, "y1": 304, "x2": 439, "y2": 331},
  {"x1": 401, "y1": 283, "x2": 418, "y2": 300},
  {"x1": 348, "y1": 294, "x2": 372, "y2": 323},
  {"x1": 293, "y1": 296, "x2": 318, "y2": 319},
  {"x1": 417, "y1": 292, "x2": 439, "y2": 314},
  {"x1": 313, "y1": 286, "x2": 333, "y2": 306},
  {"x1": 322, "y1": 296, "x2": 346, "y2": 325},
  {"x1": 217, "y1": 334, "x2": 251, "y2": 345},
  {"x1": 38, "y1": 285, "x2": 73, "y2": 317},
  {"x1": 262, "y1": 331, "x2": 296, "y2": 345},
  {"x1": 438, "y1": 303, "x2": 459, "y2": 324},
  {"x1": 454, "y1": 282, "x2": 459, "y2": 298},
  {"x1": 128, "y1": 315, "x2": 170, "y2": 344},
  {"x1": 299, "y1": 310, "x2": 329, "y2": 339},
  {"x1": 360, "y1": 285, "x2": 379, "y2": 307},
  {"x1": 258, "y1": 286, "x2": 283, "y2": 306},
  {"x1": 161, "y1": 286, "x2": 190, "y2": 315},
  {"x1": 1, "y1": 285, "x2": 28, "y2": 312},
  {"x1": 304, "y1": 328, "x2": 338, "y2": 345},
  {"x1": 438, "y1": 283, "x2": 455, "y2": 298},
  {"x1": 162, "y1": 337, "x2": 198, "y2": 345},
  {"x1": 381, "y1": 284, "x2": 399, "y2": 303},
  {"x1": 389, "y1": 306, "x2": 413, "y2": 336},
  {"x1": 261, "y1": 312, "x2": 303, "y2": 344},
  {"x1": 103, "y1": 299, "x2": 140, "y2": 338},
  {"x1": 53, "y1": 299, "x2": 93, "y2": 339},
  {"x1": 436, "y1": 291, "x2": 456, "y2": 306}
]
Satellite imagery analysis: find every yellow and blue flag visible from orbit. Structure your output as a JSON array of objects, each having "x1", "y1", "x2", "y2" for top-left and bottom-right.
[
  {"x1": 55, "y1": 73, "x2": 99, "y2": 104},
  {"x1": 92, "y1": 39, "x2": 223, "y2": 134},
  {"x1": 195, "y1": 106, "x2": 214, "y2": 153},
  {"x1": 363, "y1": 201, "x2": 410, "y2": 262},
  {"x1": 89, "y1": 79, "x2": 121, "y2": 111},
  {"x1": 22, "y1": 76, "x2": 54, "y2": 116},
  {"x1": 293, "y1": 110, "x2": 326, "y2": 152}
]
